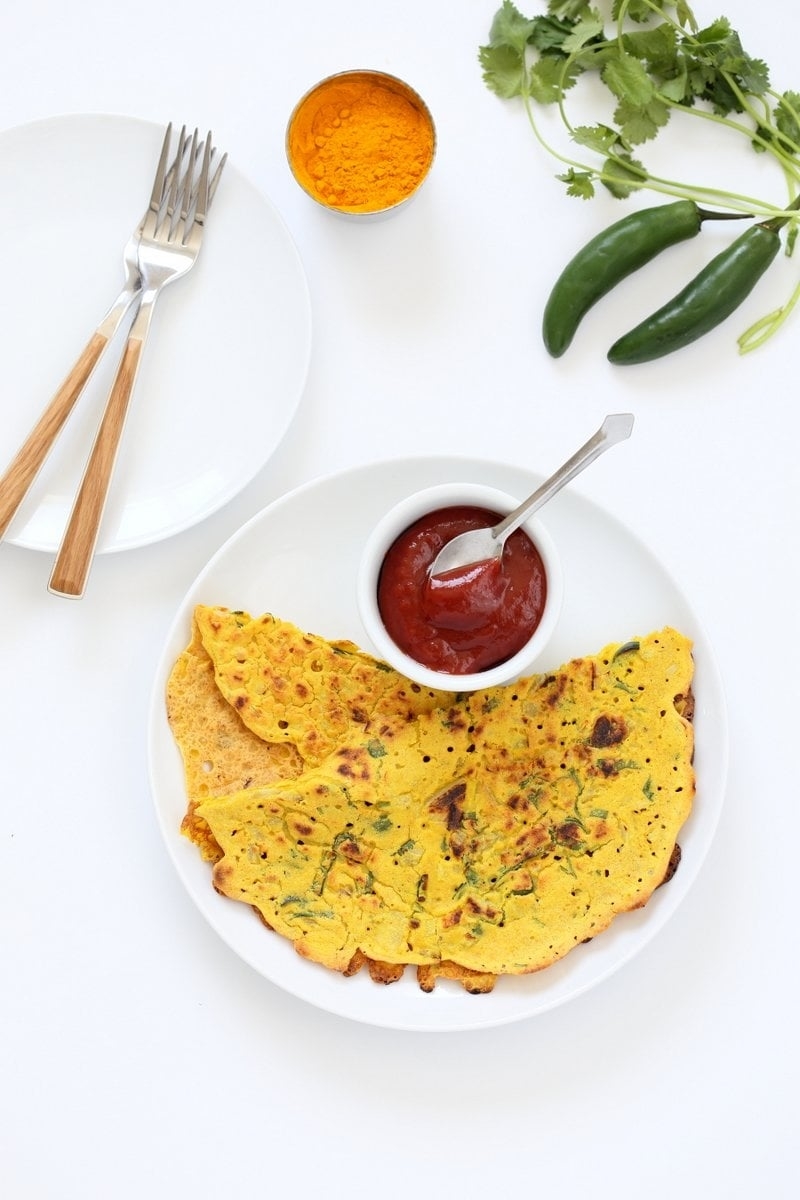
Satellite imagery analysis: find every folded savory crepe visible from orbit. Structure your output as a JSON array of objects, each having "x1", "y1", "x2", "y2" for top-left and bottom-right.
[
  {"x1": 191, "y1": 604, "x2": 450, "y2": 763},
  {"x1": 168, "y1": 609, "x2": 695, "y2": 991},
  {"x1": 166, "y1": 616, "x2": 304, "y2": 860}
]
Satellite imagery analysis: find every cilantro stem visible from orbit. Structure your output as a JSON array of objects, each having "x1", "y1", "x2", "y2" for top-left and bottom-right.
[
  {"x1": 523, "y1": 86, "x2": 785, "y2": 219},
  {"x1": 737, "y1": 279, "x2": 800, "y2": 353},
  {"x1": 652, "y1": 98, "x2": 800, "y2": 201}
]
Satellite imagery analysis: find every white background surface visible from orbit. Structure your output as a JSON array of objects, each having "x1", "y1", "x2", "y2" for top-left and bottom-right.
[{"x1": 1, "y1": 1, "x2": 796, "y2": 1196}]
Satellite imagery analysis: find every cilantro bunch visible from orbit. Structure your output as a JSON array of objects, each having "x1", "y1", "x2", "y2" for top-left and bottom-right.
[
  {"x1": 479, "y1": 0, "x2": 800, "y2": 349},
  {"x1": 479, "y1": 0, "x2": 800, "y2": 212}
]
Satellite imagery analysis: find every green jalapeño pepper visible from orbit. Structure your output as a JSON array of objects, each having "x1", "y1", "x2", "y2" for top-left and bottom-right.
[
  {"x1": 607, "y1": 221, "x2": 782, "y2": 365},
  {"x1": 542, "y1": 200, "x2": 732, "y2": 358}
]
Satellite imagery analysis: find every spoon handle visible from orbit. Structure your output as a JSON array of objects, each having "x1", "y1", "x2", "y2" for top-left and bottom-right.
[{"x1": 492, "y1": 412, "x2": 634, "y2": 542}]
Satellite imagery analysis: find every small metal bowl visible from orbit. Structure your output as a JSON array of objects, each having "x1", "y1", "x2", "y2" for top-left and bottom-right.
[
  {"x1": 286, "y1": 69, "x2": 436, "y2": 218},
  {"x1": 356, "y1": 482, "x2": 564, "y2": 693}
]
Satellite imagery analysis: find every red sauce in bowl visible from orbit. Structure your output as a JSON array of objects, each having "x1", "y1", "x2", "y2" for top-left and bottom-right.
[{"x1": 376, "y1": 504, "x2": 547, "y2": 675}]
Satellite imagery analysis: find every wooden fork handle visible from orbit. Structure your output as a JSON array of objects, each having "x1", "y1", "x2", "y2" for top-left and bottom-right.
[
  {"x1": 48, "y1": 336, "x2": 143, "y2": 598},
  {"x1": 0, "y1": 331, "x2": 109, "y2": 539}
]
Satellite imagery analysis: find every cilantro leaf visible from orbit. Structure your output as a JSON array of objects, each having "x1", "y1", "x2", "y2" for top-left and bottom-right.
[
  {"x1": 776, "y1": 91, "x2": 800, "y2": 150},
  {"x1": 692, "y1": 16, "x2": 733, "y2": 51},
  {"x1": 560, "y1": 11, "x2": 605, "y2": 54},
  {"x1": 612, "y1": 0, "x2": 697, "y2": 22},
  {"x1": 556, "y1": 167, "x2": 596, "y2": 198},
  {"x1": 622, "y1": 23, "x2": 678, "y2": 76},
  {"x1": 571, "y1": 123, "x2": 621, "y2": 155},
  {"x1": 613, "y1": 0, "x2": 659, "y2": 22},
  {"x1": 736, "y1": 56, "x2": 769, "y2": 97},
  {"x1": 479, "y1": 41, "x2": 527, "y2": 98},
  {"x1": 602, "y1": 52, "x2": 655, "y2": 107},
  {"x1": 547, "y1": 1, "x2": 593, "y2": 19},
  {"x1": 529, "y1": 52, "x2": 582, "y2": 102},
  {"x1": 530, "y1": 15, "x2": 578, "y2": 52},
  {"x1": 614, "y1": 96, "x2": 670, "y2": 145},
  {"x1": 674, "y1": 1, "x2": 699, "y2": 31},
  {"x1": 658, "y1": 58, "x2": 689, "y2": 104},
  {"x1": 601, "y1": 152, "x2": 646, "y2": 198},
  {"x1": 488, "y1": 0, "x2": 537, "y2": 54}
]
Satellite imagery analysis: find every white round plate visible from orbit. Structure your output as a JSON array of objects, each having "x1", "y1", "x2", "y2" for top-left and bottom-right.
[
  {"x1": 148, "y1": 456, "x2": 728, "y2": 1032},
  {"x1": 0, "y1": 114, "x2": 311, "y2": 552}
]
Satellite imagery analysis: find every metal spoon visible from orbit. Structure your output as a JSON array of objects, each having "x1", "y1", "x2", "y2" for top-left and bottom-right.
[{"x1": 428, "y1": 413, "x2": 634, "y2": 578}]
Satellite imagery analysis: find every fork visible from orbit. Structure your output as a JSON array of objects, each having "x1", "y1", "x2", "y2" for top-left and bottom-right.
[
  {"x1": 48, "y1": 128, "x2": 223, "y2": 598},
  {"x1": 0, "y1": 123, "x2": 185, "y2": 543},
  {"x1": 0, "y1": 123, "x2": 225, "y2": 550}
]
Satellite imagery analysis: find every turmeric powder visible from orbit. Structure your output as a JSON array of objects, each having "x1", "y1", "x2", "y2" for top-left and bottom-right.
[{"x1": 287, "y1": 71, "x2": 435, "y2": 214}]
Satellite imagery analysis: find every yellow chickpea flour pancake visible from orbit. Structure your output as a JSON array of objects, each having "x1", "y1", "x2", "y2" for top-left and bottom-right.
[
  {"x1": 166, "y1": 615, "x2": 304, "y2": 861},
  {"x1": 194, "y1": 627, "x2": 695, "y2": 989},
  {"x1": 168, "y1": 606, "x2": 450, "y2": 860},
  {"x1": 192, "y1": 605, "x2": 450, "y2": 765}
]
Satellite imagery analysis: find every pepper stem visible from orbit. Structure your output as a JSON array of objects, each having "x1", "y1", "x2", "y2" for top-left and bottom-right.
[
  {"x1": 697, "y1": 207, "x2": 753, "y2": 221},
  {"x1": 761, "y1": 193, "x2": 800, "y2": 233}
]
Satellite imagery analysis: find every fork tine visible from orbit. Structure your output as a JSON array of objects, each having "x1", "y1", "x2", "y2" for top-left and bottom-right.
[
  {"x1": 179, "y1": 129, "x2": 200, "y2": 221},
  {"x1": 143, "y1": 124, "x2": 187, "y2": 238},
  {"x1": 169, "y1": 125, "x2": 192, "y2": 190},
  {"x1": 209, "y1": 151, "x2": 227, "y2": 205},
  {"x1": 190, "y1": 137, "x2": 225, "y2": 198},
  {"x1": 194, "y1": 133, "x2": 213, "y2": 224},
  {"x1": 159, "y1": 132, "x2": 188, "y2": 236},
  {"x1": 148, "y1": 122, "x2": 173, "y2": 213}
]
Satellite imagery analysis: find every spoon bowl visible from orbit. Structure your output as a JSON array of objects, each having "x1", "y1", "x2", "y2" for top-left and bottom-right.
[{"x1": 428, "y1": 412, "x2": 634, "y2": 579}]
